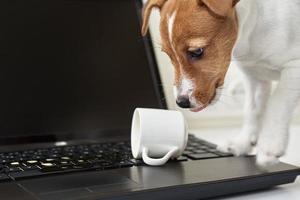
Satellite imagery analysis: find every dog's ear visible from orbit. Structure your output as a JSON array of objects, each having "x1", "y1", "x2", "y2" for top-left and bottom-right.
[
  {"x1": 200, "y1": 0, "x2": 239, "y2": 17},
  {"x1": 142, "y1": 0, "x2": 168, "y2": 36}
]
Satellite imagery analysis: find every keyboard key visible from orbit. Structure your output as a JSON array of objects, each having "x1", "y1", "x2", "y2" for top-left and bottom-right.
[
  {"x1": 215, "y1": 152, "x2": 232, "y2": 157},
  {"x1": 0, "y1": 159, "x2": 9, "y2": 164},
  {"x1": 187, "y1": 153, "x2": 220, "y2": 160},
  {"x1": 39, "y1": 162, "x2": 62, "y2": 172},
  {"x1": 59, "y1": 161, "x2": 73, "y2": 166},
  {"x1": 188, "y1": 142, "x2": 200, "y2": 147},
  {"x1": 207, "y1": 149, "x2": 219, "y2": 153},
  {"x1": 5, "y1": 167, "x2": 23, "y2": 173},
  {"x1": 186, "y1": 147, "x2": 194, "y2": 151},
  {"x1": 193, "y1": 149, "x2": 207, "y2": 154},
  {"x1": 201, "y1": 142, "x2": 217, "y2": 148},
  {"x1": 26, "y1": 160, "x2": 38, "y2": 165},
  {"x1": 40, "y1": 162, "x2": 55, "y2": 167},
  {"x1": 60, "y1": 166, "x2": 72, "y2": 170},
  {"x1": 183, "y1": 150, "x2": 193, "y2": 155},
  {"x1": 61, "y1": 157, "x2": 71, "y2": 160},
  {"x1": 10, "y1": 162, "x2": 20, "y2": 166},
  {"x1": 45, "y1": 158, "x2": 56, "y2": 162},
  {"x1": 72, "y1": 159, "x2": 89, "y2": 166},
  {"x1": 21, "y1": 165, "x2": 40, "y2": 171},
  {"x1": 32, "y1": 155, "x2": 44, "y2": 160},
  {"x1": 119, "y1": 161, "x2": 133, "y2": 168},
  {"x1": 198, "y1": 146, "x2": 209, "y2": 150},
  {"x1": 50, "y1": 154, "x2": 60, "y2": 158}
]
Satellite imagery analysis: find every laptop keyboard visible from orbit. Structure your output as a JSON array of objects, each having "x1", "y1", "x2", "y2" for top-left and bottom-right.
[{"x1": 0, "y1": 135, "x2": 232, "y2": 181}]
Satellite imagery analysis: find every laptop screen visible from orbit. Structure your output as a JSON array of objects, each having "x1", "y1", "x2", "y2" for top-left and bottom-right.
[{"x1": 0, "y1": 0, "x2": 164, "y2": 139}]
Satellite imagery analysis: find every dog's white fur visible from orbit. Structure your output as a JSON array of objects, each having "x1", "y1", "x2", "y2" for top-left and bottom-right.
[
  {"x1": 217, "y1": 0, "x2": 300, "y2": 166},
  {"x1": 168, "y1": 12, "x2": 180, "y2": 66},
  {"x1": 169, "y1": 11, "x2": 203, "y2": 109},
  {"x1": 168, "y1": 12, "x2": 194, "y2": 102}
]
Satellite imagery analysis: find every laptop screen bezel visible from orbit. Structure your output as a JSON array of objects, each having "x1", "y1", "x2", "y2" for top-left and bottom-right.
[{"x1": 0, "y1": 0, "x2": 167, "y2": 145}]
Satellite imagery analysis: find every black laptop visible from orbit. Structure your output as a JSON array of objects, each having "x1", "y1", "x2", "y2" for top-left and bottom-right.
[{"x1": 0, "y1": 0, "x2": 299, "y2": 200}]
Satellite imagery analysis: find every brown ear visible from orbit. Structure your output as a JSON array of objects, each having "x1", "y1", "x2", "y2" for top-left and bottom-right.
[
  {"x1": 201, "y1": 0, "x2": 239, "y2": 17},
  {"x1": 141, "y1": 0, "x2": 168, "y2": 36}
]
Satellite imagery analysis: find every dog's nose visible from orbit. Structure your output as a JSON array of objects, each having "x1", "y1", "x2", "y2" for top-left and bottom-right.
[{"x1": 176, "y1": 96, "x2": 191, "y2": 109}]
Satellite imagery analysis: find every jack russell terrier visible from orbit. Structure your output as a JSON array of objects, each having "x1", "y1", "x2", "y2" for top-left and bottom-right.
[{"x1": 141, "y1": 0, "x2": 300, "y2": 167}]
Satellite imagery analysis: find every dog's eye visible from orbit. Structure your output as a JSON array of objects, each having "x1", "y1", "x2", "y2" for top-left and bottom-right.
[{"x1": 187, "y1": 48, "x2": 204, "y2": 60}]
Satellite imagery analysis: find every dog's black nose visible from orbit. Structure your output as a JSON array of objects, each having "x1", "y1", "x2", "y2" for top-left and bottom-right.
[{"x1": 176, "y1": 96, "x2": 191, "y2": 109}]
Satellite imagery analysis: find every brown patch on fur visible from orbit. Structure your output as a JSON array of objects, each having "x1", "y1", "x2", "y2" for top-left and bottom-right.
[
  {"x1": 201, "y1": 0, "x2": 240, "y2": 17},
  {"x1": 142, "y1": 0, "x2": 168, "y2": 36},
  {"x1": 142, "y1": 0, "x2": 239, "y2": 107}
]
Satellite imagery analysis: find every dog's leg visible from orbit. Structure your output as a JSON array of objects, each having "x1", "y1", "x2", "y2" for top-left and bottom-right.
[
  {"x1": 256, "y1": 65, "x2": 300, "y2": 167},
  {"x1": 218, "y1": 73, "x2": 271, "y2": 156}
]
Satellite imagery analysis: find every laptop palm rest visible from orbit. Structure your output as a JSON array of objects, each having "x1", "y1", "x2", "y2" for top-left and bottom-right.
[{"x1": 19, "y1": 171, "x2": 140, "y2": 200}]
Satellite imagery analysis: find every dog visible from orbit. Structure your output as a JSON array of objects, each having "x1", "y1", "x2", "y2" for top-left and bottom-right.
[{"x1": 141, "y1": 0, "x2": 300, "y2": 167}]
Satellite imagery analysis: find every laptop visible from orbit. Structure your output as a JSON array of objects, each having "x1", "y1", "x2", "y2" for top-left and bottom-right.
[{"x1": 0, "y1": 0, "x2": 299, "y2": 200}]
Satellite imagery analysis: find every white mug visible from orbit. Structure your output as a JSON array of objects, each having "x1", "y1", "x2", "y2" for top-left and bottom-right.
[{"x1": 131, "y1": 108, "x2": 188, "y2": 166}]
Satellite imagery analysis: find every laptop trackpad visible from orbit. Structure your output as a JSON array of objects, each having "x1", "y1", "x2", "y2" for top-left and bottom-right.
[{"x1": 19, "y1": 171, "x2": 140, "y2": 200}]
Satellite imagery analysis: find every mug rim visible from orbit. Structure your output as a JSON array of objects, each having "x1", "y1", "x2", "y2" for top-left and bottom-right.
[
  {"x1": 131, "y1": 108, "x2": 142, "y2": 158},
  {"x1": 131, "y1": 108, "x2": 188, "y2": 159}
]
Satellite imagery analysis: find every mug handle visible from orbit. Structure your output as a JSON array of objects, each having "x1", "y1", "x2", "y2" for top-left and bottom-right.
[{"x1": 142, "y1": 146, "x2": 179, "y2": 166}]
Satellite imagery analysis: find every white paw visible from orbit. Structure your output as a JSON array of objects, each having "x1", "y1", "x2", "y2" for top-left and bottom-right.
[
  {"x1": 256, "y1": 131, "x2": 288, "y2": 167},
  {"x1": 256, "y1": 152, "x2": 280, "y2": 168},
  {"x1": 217, "y1": 135, "x2": 255, "y2": 156}
]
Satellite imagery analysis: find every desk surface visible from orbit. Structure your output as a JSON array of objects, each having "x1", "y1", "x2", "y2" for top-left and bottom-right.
[{"x1": 191, "y1": 125, "x2": 300, "y2": 200}]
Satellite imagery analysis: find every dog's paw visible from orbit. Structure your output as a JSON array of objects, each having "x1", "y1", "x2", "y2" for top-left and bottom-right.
[
  {"x1": 256, "y1": 151, "x2": 280, "y2": 168},
  {"x1": 217, "y1": 135, "x2": 254, "y2": 156},
  {"x1": 256, "y1": 132, "x2": 287, "y2": 168}
]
